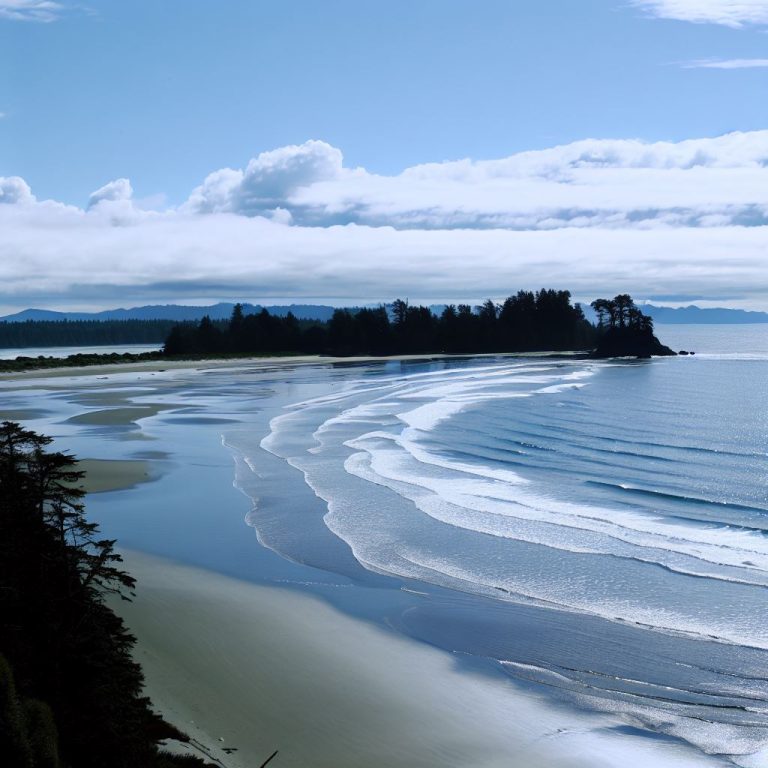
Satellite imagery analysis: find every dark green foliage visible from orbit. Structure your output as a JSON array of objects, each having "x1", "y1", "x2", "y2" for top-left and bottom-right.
[
  {"x1": 164, "y1": 290, "x2": 598, "y2": 358},
  {"x1": 589, "y1": 295, "x2": 676, "y2": 358},
  {"x1": 0, "y1": 290, "x2": 601, "y2": 371},
  {"x1": 0, "y1": 319, "x2": 186, "y2": 348},
  {"x1": 0, "y1": 351, "x2": 163, "y2": 373},
  {"x1": 0, "y1": 655, "x2": 61, "y2": 768},
  {"x1": 0, "y1": 423, "x2": 211, "y2": 768},
  {"x1": 0, "y1": 654, "x2": 34, "y2": 768},
  {"x1": 195, "y1": 315, "x2": 223, "y2": 354},
  {"x1": 23, "y1": 699, "x2": 60, "y2": 768}
]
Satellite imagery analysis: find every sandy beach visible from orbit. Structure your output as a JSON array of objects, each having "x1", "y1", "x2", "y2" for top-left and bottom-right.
[
  {"x1": 116, "y1": 551, "x2": 577, "y2": 768},
  {"x1": 76, "y1": 458, "x2": 155, "y2": 493},
  {"x1": 113, "y1": 550, "x2": 728, "y2": 768}
]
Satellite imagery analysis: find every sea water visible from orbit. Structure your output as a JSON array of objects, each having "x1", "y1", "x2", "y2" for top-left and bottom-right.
[{"x1": 226, "y1": 325, "x2": 768, "y2": 765}]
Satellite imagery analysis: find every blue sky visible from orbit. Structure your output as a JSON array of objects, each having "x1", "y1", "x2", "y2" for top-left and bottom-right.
[
  {"x1": 2, "y1": 0, "x2": 768, "y2": 310},
  {"x1": 4, "y1": 0, "x2": 768, "y2": 205}
]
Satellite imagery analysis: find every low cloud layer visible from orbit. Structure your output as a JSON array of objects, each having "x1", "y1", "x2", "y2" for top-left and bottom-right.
[
  {"x1": 633, "y1": 0, "x2": 768, "y2": 27},
  {"x1": 2, "y1": 132, "x2": 768, "y2": 310}
]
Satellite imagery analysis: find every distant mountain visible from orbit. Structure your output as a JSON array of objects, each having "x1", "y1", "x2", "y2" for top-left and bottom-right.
[
  {"x1": 0, "y1": 303, "x2": 337, "y2": 323},
  {"x1": 3, "y1": 302, "x2": 767, "y2": 325},
  {"x1": 641, "y1": 305, "x2": 768, "y2": 324},
  {"x1": 1, "y1": 309, "x2": 97, "y2": 322},
  {"x1": 579, "y1": 303, "x2": 768, "y2": 325}
]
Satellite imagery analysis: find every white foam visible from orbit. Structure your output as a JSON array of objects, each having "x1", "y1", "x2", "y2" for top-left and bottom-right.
[
  {"x1": 348, "y1": 433, "x2": 768, "y2": 577},
  {"x1": 259, "y1": 357, "x2": 768, "y2": 647},
  {"x1": 240, "y1": 356, "x2": 768, "y2": 763}
]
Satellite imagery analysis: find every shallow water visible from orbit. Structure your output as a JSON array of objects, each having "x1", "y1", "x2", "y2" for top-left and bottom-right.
[{"x1": 0, "y1": 343, "x2": 161, "y2": 359}]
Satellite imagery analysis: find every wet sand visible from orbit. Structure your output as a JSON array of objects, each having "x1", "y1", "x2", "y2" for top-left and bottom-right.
[
  {"x1": 0, "y1": 350, "x2": 584, "y2": 381},
  {"x1": 76, "y1": 459, "x2": 154, "y2": 493},
  {"x1": 116, "y1": 551, "x2": 570, "y2": 768},
  {"x1": 116, "y1": 551, "x2": 723, "y2": 768},
  {"x1": 66, "y1": 405, "x2": 175, "y2": 426}
]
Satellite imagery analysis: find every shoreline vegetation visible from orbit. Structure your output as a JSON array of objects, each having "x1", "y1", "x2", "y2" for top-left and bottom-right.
[
  {"x1": 0, "y1": 292, "x2": 675, "y2": 374},
  {"x1": 0, "y1": 422, "x2": 222, "y2": 768}
]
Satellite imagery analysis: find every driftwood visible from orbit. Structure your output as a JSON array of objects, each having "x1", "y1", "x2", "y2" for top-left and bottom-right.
[{"x1": 258, "y1": 750, "x2": 279, "y2": 768}]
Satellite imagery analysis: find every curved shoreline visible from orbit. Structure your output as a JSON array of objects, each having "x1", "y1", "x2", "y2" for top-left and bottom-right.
[
  {"x1": 115, "y1": 551, "x2": 720, "y2": 768},
  {"x1": 0, "y1": 350, "x2": 749, "y2": 768},
  {"x1": 0, "y1": 350, "x2": 587, "y2": 380}
]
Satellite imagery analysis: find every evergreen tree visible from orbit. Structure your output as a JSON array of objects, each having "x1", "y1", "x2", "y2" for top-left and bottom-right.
[
  {"x1": 162, "y1": 291, "x2": 599, "y2": 358},
  {"x1": 0, "y1": 422, "x2": 214, "y2": 768}
]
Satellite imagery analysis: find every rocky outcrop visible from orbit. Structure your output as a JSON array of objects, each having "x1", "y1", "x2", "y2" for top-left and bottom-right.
[{"x1": 589, "y1": 326, "x2": 677, "y2": 359}]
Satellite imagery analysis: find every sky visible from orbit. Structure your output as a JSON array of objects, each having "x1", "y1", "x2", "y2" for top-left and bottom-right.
[{"x1": 1, "y1": 0, "x2": 768, "y2": 312}]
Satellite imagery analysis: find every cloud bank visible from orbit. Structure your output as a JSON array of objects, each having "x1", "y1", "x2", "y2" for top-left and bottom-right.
[
  {"x1": 182, "y1": 133, "x2": 768, "y2": 231},
  {"x1": 633, "y1": 0, "x2": 768, "y2": 27},
  {"x1": 2, "y1": 132, "x2": 768, "y2": 309}
]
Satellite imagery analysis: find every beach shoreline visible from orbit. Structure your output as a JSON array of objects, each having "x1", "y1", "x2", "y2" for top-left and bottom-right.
[
  {"x1": 113, "y1": 550, "x2": 731, "y2": 768},
  {"x1": 1, "y1": 348, "x2": 747, "y2": 768},
  {"x1": 114, "y1": 551, "x2": 569, "y2": 768},
  {"x1": 0, "y1": 349, "x2": 586, "y2": 381}
]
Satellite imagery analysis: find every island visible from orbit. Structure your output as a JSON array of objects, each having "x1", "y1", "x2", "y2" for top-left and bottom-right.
[{"x1": 589, "y1": 295, "x2": 677, "y2": 359}]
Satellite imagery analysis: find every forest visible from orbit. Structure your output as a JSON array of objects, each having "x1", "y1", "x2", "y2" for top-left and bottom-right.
[
  {"x1": 164, "y1": 290, "x2": 597, "y2": 357},
  {"x1": 0, "y1": 292, "x2": 672, "y2": 372},
  {"x1": 0, "y1": 319, "x2": 185, "y2": 348},
  {"x1": 0, "y1": 422, "x2": 214, "y2": 768}
]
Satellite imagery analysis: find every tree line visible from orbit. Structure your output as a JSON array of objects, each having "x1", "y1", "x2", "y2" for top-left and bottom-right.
[
  {"x1": 164, "y1": 290, "x2": 597, "y2": 357},
  {"x1": 0, "y1": 320, "x2": 186, "y2": 349},
  {"x1": 0, "y1": 422, "x2": 215, "y2": 767}
]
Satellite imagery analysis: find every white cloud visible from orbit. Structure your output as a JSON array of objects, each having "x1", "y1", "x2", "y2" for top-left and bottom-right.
[
  {"x1": 0, "y1": 207, "x2": 765, "y2": 308},
  {"x1": 683, "y1": 57, "x2": 768, "y2": 68},
  {"x1": 184, "y1": 132, "x2": 768, "y2": 231},
  {"x1": 186, "y1": 140, "x2": 344, "y2": 216},
  {"x1": 0, "y1": 176, "x2": 35, "y2": 205},
  {"x1": 632, "y1": 0, "x2": 768, "y2": 27},
  {"x1": 87, "y1": 178, "x2": 133, "y2": 208},
  {"x1": 2, "y1": 132, "x2": 768, "y2": 309},
  {"x1": 0, "y1": 0, "x2": 64, "y2": 22},
  {"x1": 85, "y1": 178, "x2": 144, "y2": 225}
]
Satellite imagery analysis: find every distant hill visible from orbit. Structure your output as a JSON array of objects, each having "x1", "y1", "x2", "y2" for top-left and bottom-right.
[
  {"x1": 0, "y1": 303, "x2": 337, "y2": 323},
  {"x1": 580, "y1": 303, "x2": 768, "y2": 325},
  {"x1": 640, "y1": 305, "x2": 768, "y2": 324},
  {"x1": 2, "y1": 302, "x2": 767, "y2": 326}
]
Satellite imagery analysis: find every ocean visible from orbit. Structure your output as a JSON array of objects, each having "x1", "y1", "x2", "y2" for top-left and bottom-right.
[
  {"x1": 230, "y1": 326, "x2": 768, "y2": 764},
  {"x1": 2, "y1": 324, "x2": 766, "y2": 766}
]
